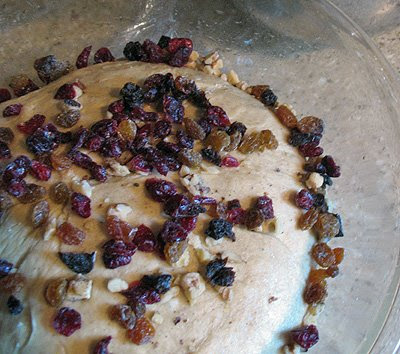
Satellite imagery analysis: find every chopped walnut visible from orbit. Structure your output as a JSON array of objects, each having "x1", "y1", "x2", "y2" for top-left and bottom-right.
[
  {"x1": 107, "y1": 278, "x2": 129, "y2": 293},
  {"x1": 205, "y1": 236, "x2": 223, "y2": 247},
  {"x1": 180, "y1": 272, "x2": 206, "y2": 304},
  {"x1": 106, "y1": 159, "x2": 131, "y2": 177},
  {"x1": 71, "y1": 177, "x2": 93, "y2": 198},
  {"x1": 179, "y1": 167, "x2": 210, "y2": 196},
  {"x1": 227, "y1": 70, "x2": 240, "y2": 85},
  {"x1": 107, "y1": 203, "x2": 132, "y2": 220},
  {"x1": 306, "y1": 172, "x2": 324, "y2": 191},
  {"x1": 158, "y1": 286, "x2": 180, "y2": 305},
  {"x1": 189, "y1": 235, "x2": 213, "y2": 263},
  {"x1": 66, "y1": 274, "x2": 92, "y2": 301},
  {"x1": 172, "y1": 248, "x2": 190, "y2": 268},
  {"x1": 151, "y1": 311, "x2": 164, "y2": 324}
]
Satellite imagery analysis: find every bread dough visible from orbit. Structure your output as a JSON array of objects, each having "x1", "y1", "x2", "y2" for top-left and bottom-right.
[{"x1": 0, "y1": 61, "x2": 314, "y2": 354}]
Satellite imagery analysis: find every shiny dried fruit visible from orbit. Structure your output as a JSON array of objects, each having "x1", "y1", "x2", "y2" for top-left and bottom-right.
[
  {"x1": 275, "y1": 105, "x2": 298, "y2": 128},
  {"x1": 304, "y1": 280, "x2": 327, "y2": 304},
  {"x1": 57, "y1": 222, "x2": 86, "y2": 245},
  {"x1": 134, "y1": 224, "x2": 157, "y2": 252},
  {"x1": 32, "y1": 200, "x2": 50, "y2": 228},
  {"x1": 178, "y1": 148, "x2": 202, "y2": 168},
  {"x1": 52, "y1": 307, "x2": 81, "y2": 336},
  {"x1": 0, "y1": 88, "x2": 11, "y2": 103},
  {"x1": 76, "y1": 46, "x2": 92, "y2": 69},
  {"x1": 118, "y1": 120, "x2": 137, "y2": 142},
  {"x1": 71, "y1": 192, "x2": 91, "y2": 218},
  {"x1": 0, "y1": 127, "x2": 14, "y2": 143},
  {"x1": 164, "y1": 239, "x2": 189, "y2": 264},
  {"x1": 205, "y1": 106, "x2": 230, "y2": 127},
  {"x1": 201, "y1": 148, "x2": 221, "y2": 166},
  {"x1": 308, "y1": 268, "x2": 329, "y2": 285},
  {"x1": 205, "y1": 130, "x2": 230, "y2": 152},
  {"x1": 55, "y1": 110, "x2": 80, "y2": 128},
  {"x1": 17, "y1": 183, "x2": 46, "y2": 204},
  {"x1": 245, "y1": 208, "x2": 264, "y2": 230},
  {"x1": 260, "y1": 88, "x2": 277, "y2": 106},
  {"x1": 120, "y1": 82, "x2": 144, "y2": 109},
  {"x1": 314, "y1": 213, "x2": 340, "y2": 239},
  {"x1": 50, "y1": 182, "x2": 70, "y2": 204},
  {"x1": 58, "y1": 252, "x2": 96, "y2": 274},
  {"x1": 141, "y1": 274, "x2": 172, "y2": 294},
  {"x1": 51, "y1": 153, "x2": 72, "y2": 171},
  {"x1": 159, "y1": 220, "x2": 188, "y2": 243},
  {"x1": 205, "y1": 218, "x2": 235, "y2": 241},
  {"x1": 0, "y1": 258, "x2": 13, "y2": 278},
  {"x1": 153, "y1": 120, "x2": 171, "y2": 139},
  {"x1": 30, "y1": 160, "x2": 52, "y2": 181},
  {"x1": 226, "y1": 207, "x2": 246, "y2": 225},
  {"x1": 7, "y1": 295, "x2": 23, "y2": 315},
  {"x1": 127, "y1": 317, "x2": 155, "y2": 345},
  {"x1": 311, "y1": 243, "x2": 335, "y2": 267},
  {"x1": 297, "y1": 116, "x2": 324, "y2": 135},
  {"x1": 205, "y1": 258, "x2": 235, "y2": 286},
  {"x1": 238, "y1": 131, "x2": 259, "y2": 154},
  {"x1": 110, "y1": 304, "x2": 136, "y2": 330},
  {"x1": 291, "y1": 324, "x2": 319, "y2": 350},
  {"x1": 3, "y1": 103, "x2": 23, "y2": 117},
  {"x1": 259, "y1": 129, "x2": 278, "y2": 150},
  {"x1": 45, "y1": 278, "x2": 68, "y2": 307},
  {"x1": 225, "y1": 130, "x2": 242, "y2": 151},
  {"x1": 93, "y1": 336, "x2": 112, "y2": 354},
  {"x1": 34, "y1": 55, "x2": 71, "y2": 83},
  {"x1": 102, "y1": 239, "x2": 137, "y2": 269},
  {"x1": 295, "y1": 189, "x2": 314, "y2": 209},
  {"x1": 299, "y1": 142, "x2": 323, "y2": 157},
  {"x1": 0, "y1": 273, "x2": 26, "y2": 294},
  {"x1": 299, "y1": 207, "x2": 319, "y2": 230},
  {"x1": 9, "y1": 74, "x2": 39, "y2": 97},
  {"x1": 123, "y1": 41, "x2": 145, "y2": 61},
  {"x1": 94, "y1": 47, "x2": 115, "y2": 63},
  {"x1": 184, "y1": 118, "x2": 206, "y2": 140},
  {"x1": 145, "y1": 178, "x2": 177, "y2": 202},
  {"x1": 256, "y1": 195, "x2": 274, "y2": 220},
  {"x1": 0, "y1": 141, "x2": 11, "y2": 159},
  {"x1": 333, "y1": 247, "x2": 345, "y2": 265},
  {"x1": 221, "y1": 155, "x2": 240, "y2": 167},
  {"x1": 106, "y1": 215, "x2": 136, "y2": 243},
  {"x1": 321, "y1": 155, "x2": 341, "y2": 178},
  {"x1": 326, "y1": 265, "x2": 339, "y2": 278}
]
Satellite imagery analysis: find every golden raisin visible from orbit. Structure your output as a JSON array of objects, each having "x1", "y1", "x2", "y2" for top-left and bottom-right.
[
  {"x1": 314, "y1": 213, "x2": 340, "y2": 239},
  {"x1": 333, "y1": 247, "x2": 345, "y2": 265},
  {"x1": 304, "y1": 280, "x2": 327, "y2": 304},
  {"x1": 57, "y1": 222, "x2": 86, "y2": 245},
  {"x1": 275, "y1": 105, "x2": 298, "y2": 128},
  {"x1": 45, "y1": 278, "x2": 68, "y2": 307},
  {"x1": 299, "y1": 207, "x2": 319, "y2": 230},
  {"x1": 17, "y1": 183, "x2": 46, "y2": 204},
  {"x1": 205, "y1": 130, "x2": 230, "y2": 152},
  {"x1": 0, "y1": 273, "x2": 26, "y2": 295},
  {"x1": 297, "y1": 116, "x2": 324, "y2": 135},
  {"x1": 259, "y1": 129, "x2": 278, "y2": 150},
  {"x1": 308, "y1": 268, "x2": 329, "y2": 285},
  {"x1": 106, "y1": 215, "x2": 136, "y2": 243},
  {"x1": 32, "y1": 200, "x2": 50, "y2": 228},
  {"x1": 245, "y1": 208, "x2": 264, "y2": 230},
  {"x1": 164, "y1": 239, "x2": 188, "y2": 264},
  {"x1": 225, "y1": 130, "x2": 242, "y2": 151},
  {"x1": 184, "y1": 118, "x2": 206, "y2": 140},
  {"x1": 55, "y1": 110, "x2": 80, "y2": 128},
  {"x1": 127, "y1": 317, "x2": 155, "y2": 345},
  {"x1": 250, "y1": 85, "x2": 269, "y2": 99},
  {"x1": 51, "y1": 154, "x2": 72, "y2": 171},
  {"x1": 50, "y1": 182, "x2": 70, "y2": 204},
  {"x1": 238, "y1": 132, "x2": 260, "y2": 154},
  {"x1": 178, "y1": 149, "x2": 202, "y2": 168},
  {"x1": 110, "y1": 304, "x2": 136, "y2": 330},
  {"x1": 326, "y1": 265, "x2": 339, "y2": 278},
  {"x1": 118, "y1": 120, "x2": 137, "y2": 142},
  {"x1": 311, "y1": 243, "x2": 335, "y2": 268}
]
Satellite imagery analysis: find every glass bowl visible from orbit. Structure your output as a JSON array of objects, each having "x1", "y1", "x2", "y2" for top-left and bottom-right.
[{"x1": 1, "y1": 1, "x2": 400, "y2": 352}]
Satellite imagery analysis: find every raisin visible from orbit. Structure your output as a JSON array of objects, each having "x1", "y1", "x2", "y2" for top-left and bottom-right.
[
  {"x1": 0, "y1": 258, "x2": 13, "y2": 278},
  {"x1": 50, "y1": 182, "x2": 69, "y2": 204},
  {"x1": 0, "y1": 127, "x2": 14, "y2": 143},
  {"x1": 26, "y1": 127, "x2": 59, "y2": 155},
  {"x1": 71, "y1": 192, "x2": 91, "y2": 218},
  {"x1": 118, "y1": 120, "x2": 137, "y2": 142},
  {"x1": 45, "y1": 278, "x2": 68, "y2": 307},
  {"x1": 295, "y1": 189, "x2": 314, "y2": 209},
  {"x1": 2, "y1": 155, "x2": 31, "y2": 182},
  {"x1": 291, "y1": 325, "x2": 319, "y2": 350},
  {"x1": 134, "y1": 224, "x2": 157, "y2": 252},
  {"x1": 32, "y1": 200, "x2": 49, "y2": 228},
  {"x1": 275, "y1": 105, "x2": 298, "y2": 128},
  {"x1": 308, "y1": 268, "x2": 329, "y2": 285},
  {"x1": 191, "y1": 90, "x2": 211, "y2": 108},
  {"x1": 76, "y1": 46, "x2": 92, "y2": 69},
  {"x1": 156, "y1": 141, "x2": 181, "y2": 156},
  {"x1": 127, "y1": 317, "x2": 155, "y2": 345},
  {"x1": 326, "y1": 265, "x2": 339, "y2": 278},
  {"x1": 250, "y1": 85, "x2": 269, "y2": 99},
  {"x1": 58, "y1": 252, "x2": 96, "y2": 274},
  {"x1": 93, "y1": 336, "x2": 112, "y2": 354},
  {"x1": 184, "y1": 118, "x2": 206, "y2": 140},
  {"x1": 102, "y1": 239, "x2": 137, "y2": 269},
  {"x1": 141, "y1": 274, "x2": 172, "y2": 294},
  {"x1": 106, "y1": 215, "x2": 137, "y2": 243},
  {"x1": 17, "y1": 183, "x2": 46, "y2": 204},
  {"x1": 108, "y1": 99, "x2": 124, "y2": 115},
  {"x1": 127, "y1": 155, "x2": 152, "y2": 173},
  {"x1": 157, "y1": 35, "x2": 171, "y2": 49},
  {"x1": 159, "y1": 220, "x2": 188, "y2": 243},
  {"x1": 122, "y1": 282, "x2": 161, "y2": 305},
  {"x1": 52, "y1": 307, "x2": 81, "y2": 337},
  {"x1": 206, "y1": 106, "x2": 230, "y2": 127},
  {"x1": 3, "y1": 103, "x2": 23, "y2": 117},
  {"x1": 174, "y1": 76, "x2": 197, "y2": 100},
  {"x1": 30, "y1": 160, "x2": 52, "y2": 181},
  {"x1": 321, "y1": 155, "x2": 341, "y2": 178},
  {"x1": 129, "y1": 300, "x2": 146, "y2": 318},
  {"x1": 299, "y1": 207, "x2": 319, "y2": 230},
  {"x1": 201, "y1": 148, "x2": 221, "y2": 166},
  {"x1": 192, "y1": 195, "x2": 217, "y2": 205},
  {"x1": 245, "y1": 208, "x2": 264, "y2": 230},
  {"x1": 94, "y1": 47, "x2": 115, "y2": 63},
  {"x1": 163, "y1": 95, "x2": 184, "y2": 123},
  {"x1": 205, "y1": 218, "x2": 235, "y2": 241},
  {"x1": 178, "y1": 148, "x2": 202, "y2": 168},
  {"x1": 204, "y1": 130, "x2": 229, "y2": 152},
  {"x1": 144, "y1": 178, "x2": 177, "y2": 202},
  {"x1": 314, "y1": 213, "x2": 340, "y2": 239},
  {"x1": 7, "y1": 295, "x2": 23, "y2": 315},
  {"x1": 312, "y1": 193, "x2": 325, "y2": 208},
  {"x1": 205, "y1": 258, "x2": 235, "y2": 286},
  {"x1": 299, "y1": 142, "x2": 323, "y2": 157},
  {"x1": 225, "y1": 130, "x2": 242, "y2": 151},
  {"x1": 221, "y1": 155, "x2": 240, "y2": 167},
  {"x1": 120, "y1": 82, "x2": 144, "y2": 109},
  {"x1": 124, "y1": 41, "x2": 146, "y2": 61},
  {"x1": 9, "y1": 75, "x2": 39, "y2": 97},
  {"x1": 57, "y1": 222, "x2": 86, "y2": 245},
  {"x1": 256, "y1": 195, "x2": 274, "y2": 219},
  {"x1": 297, "y1": 116, "x2": 324, "y2": 135},
  {"x1": 110, "y1": 304, "x2": 136, "y2": 330},
  {"x1": 0, "y1": 273, "x2": 26, "y2": 294},
  {"x1": 164, "y1": 194, "x2": 205, "y2": 218},
  {"x1": 260, "y1": 88, "x2": 277, "y2": 106},
  {"x1": 289, "y1": 128, "x2": 321, "y2": 147},
  {"x1": 50, "y1": 153, "x2": 72, "y2": 171},
  {"x1": 0, "y1": 88, "x2": 11, "y2": 103},
  {"x1": 55, "y1": 110, "x2": 80, "y2": 128},
  {"x1": 85, "y1": 135, "x2": 104, "y2": 152},
  {"x1": 90, "y1": 119, "x2": 117, "y2": 139},
  {"x1": 238, "y1": 132, "x2": 260, "y2": 154},
  {"x1": 164, "y1": 239, "x2": 188, "y2": 264},
  {"x1": 153, "y1": 120, "x2": 171, "y2": 139},
  {"x1": 0, "y1": 141, "x2": 11, "y2": 159},
  {"x1": 304, "y1": 280, "x2": 327, "y2": 304},
  {"x1": 311, "y1": 243, "x2": 335, "y2": 267},
  {"x1": 260, "y1": 129, "x2": 278, "y2": 150},
  {"x1": 7, "y1": 180, "x2": 27, "y2": 198},
  {"x1": 34, "y1": 55, "x2": 71, "y2": 84},
  {"x1": 333, "y1": 248, "x2": 344, "y2": 265}
]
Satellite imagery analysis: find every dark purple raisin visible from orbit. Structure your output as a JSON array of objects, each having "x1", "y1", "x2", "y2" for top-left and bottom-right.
[
  {"x1": 153, "y1": 120, "x2": 172, "y2": 139},
  {"x1": 58, "y1": 252, "x2": 96, "y2": 274},
  {"x1": 176, "y1": 130, "x2": 194, "y2": 149},
  {"x1": 120, "y1": 83, "x2": 144, "y2": 109},
  {"x1": 157, "y1": 36, "x2": 171, "y2": 49},
  {"x1": 201, "y1": 148, "x2": 221, "y2": 166},
  {"x1": 101, "y1": 138, "x2": 122, "y2": 158},
  {"x1": 3, "y1": 103, "x2": 23, "y2": 117},
  {"x1": 164, "y1": 194, "x2": 205, "y2": 218},
  {"x1": 260, "y1": 89, "x2": 278, "y2": 106},
  {"x1": 102, "y1": 240, "x2": 136, "y2": 269},
  {"x1": 93, "y1": 336, "x2": 112, "y2": 354},
  {"x1": 205, "y1": 218, "x2": 235, "y2": 241},
  {"x1": 255, "y1": 195, "x2": 274, "y2": 219},
  {"x1": 94, "y1": 47, "x2": 115, "y2": 63},
  {"x1": 321, "y1": 155, "x2": 341, "y2": 178},
  {"x1": 142, "y1": 39, "x2": 168, "y2": 63},
  {"x1": 295, "y1": 189, "x2": 314, "y2": 209},
  {"x1": 0, "y1": 88, "x2": 11, "y2": 103},
  {"x1": 0, "y1": 141, "x2": 11, "y2": 159},
  {"x1": 156, "y1": 141, "x2": 181, "y2": 156},
  {"x1": 190, "y1": 90, "x2": 211, "y2": 108},
  {"x1": 227, "y1": 121, "x2": 247, "y2": 137},
  {"x1": 291, "y1": 325, "x2": 319, "y2": 350},
  {"x1": 123, "y1": 41, "x2": 146, "y2": 61},
  {"x1": 141, "y1": 274, "x2": 172, "y2": 294},
  {"x1": 299, "y1": 143, "x2": 324, "y2": 157},
  {"x1": 90, "y1": 119, "x2": 117, "y2": 139},
  {"x1": 163, "y1": 95, "x2": 184, "y2": 123},
  {"x1": 26, "y1": 127, "x2": 58, "y2": 155},
  {"x1": 7, "y1": 295, "x2": 23, "y2": 315},
  {"x1": 288, "y1": 128, "x2": 321, "y2": 147},
  {"x1": 0, "y1": 259, "x2": 13, "y2": 278},
  {"x1": 227, "y1": 199, "x2": 241, "y2": 210},
  {"x1": 205, "y1": 258, "x2": 235, "y2": 286}
]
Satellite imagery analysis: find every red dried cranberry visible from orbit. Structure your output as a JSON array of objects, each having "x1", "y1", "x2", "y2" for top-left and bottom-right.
[
  {"x1": 52, "y1": 307, "x2": 81, "y2": 337},
  {"x1": 206, "y1": 106, "x2": 230, "y2": 127},
  {"x1": 291, "y1": 324, "x2": 319, "y2": 350},
  {"x1": 142, "y1": 39, "x2": 168, "y2": 63},
  {"x1": 30, "y1": 160, "x2": 52, "y2": 181},
  {"x1": 6, "y1": 179, "x2": 27, "y2": 197},
  {"x1": 108, "y1": 99, "x2": 124, "y2": 115},
  {"x1": 299, "y1": 142, "x2": 323, "y2": 157},
  {"x1": 3, "y1": 103, "x2": 23, "y2": 117},
  {"x1": 102, "y1": 239, "x2": 136, "y2": 269},
  {"x1": 159, "y1": 220, "x2": 188, "y2": 243},
  {"x1": 127, "y1": 155, "x2": 152, "y2": 173},
  {"x1": 101, "y1": 138, "x2": 122, "y2": 158},
  {"x1": 145, "y1": 178, "x2": 177, "y2": 202},
  {"x1": 134, "y1": 224, "x2": 157, "y2": 252},
  {"x1": 0, "y1": 141, "x2": 11, "y2": 159},
  {"x1": 226, "y1": 208, "x2": 246, "y2": 224},
  {"x1": 17, "y1": 114, "x2": 45, "y2": 135},
  {"x1": 221, "y1": 155, "x2": 240, "y2": 167},
  {"x1": 94, "y1": 47, "x2": 115, "y2": 63},
  {"x1": 256, "y1": 195, "x2": 274, "y2": 219},
  {"x1": 70, "y1": 128, "x2": 89, "y2": 150},
  {"x1": 0, "y1": 88, "x2": 11, "y2": 103},
  {"x1": 176, "y1": 216, "x2": 197, "y2": 233},
  {"x1": 90, "y1": 164, "x2": 107, "y2": 182},
  {"x1": 2, "y1": 155, "x2": 31, "y2": 183},
  {"x1": 295, "y1": 189, "x2": 314, "y2": 209},
  {"x1": 192, "y1": 195, "x2": 217, "y2": 205},
  {"x1": 0, "y1": 258, "x2": 13, "y2": 278},
  {"x1": 123, "y1": 41, "x2": 146, "y2": 61},
  {"x1": 154, "y1": 120, "x2": 172, "y2": 139},
  {"x1": 54, "y1": 84, "x2": 76, "y2": 99},
  {"x1": 321, "y1": 155, "x2": 341, "y2": 178},
  {"x1": 163, "y1": 95, "x2": 184, "y2": 123},
  {"x1": 90, "y1": 119, "x2": 117, "y2": 139},
  {"x1": 176, "y1": 130, "x2": 194, "y2": 149},
  {"x1": 164, "y1": 155, "x2": 181, "y2": 171},
  {"x1": 122, "y1": 283, "x2": 161, "y2": 305},
  {"x1": 76, "y1": 45, "x2": 92, "y2": 69},
  {"x1": 71, "y1": 192, "x2": 91, "y2": 218},
  {"x1": 167, "y1": 38, "x2": 193, "y2": 54},
  {"x1": 169, "y1": 46, "x2": 192, "y2": 67},
  {"x1": 85, "y1": 135, "x2": 104, "y2": 151},
  {"x1": 153, "y1": 158, "x2": 169, "y2": 176},
  {"x1": 93, "y1": 336, "x2": 112, "y2": 354},
  {"x1": 156, "y1": 141, "x2": 181, "y2": 156}
]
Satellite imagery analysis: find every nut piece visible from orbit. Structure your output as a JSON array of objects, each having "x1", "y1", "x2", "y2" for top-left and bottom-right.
[
  {"x1": 107, "y1": 278, "x2": 129, "y2": 293},
  {"x1": 43, "y1": 217, "x2": 57, "y2": 241},
  {"x1": 216, "y1": 285, "x2": 234, "y2": 302},
  {"x1": 189, "y1": 234, "x2": 214, "y2": 263},
  {"x1": 151, "y1": 311, "x2": 164, "y2": 324},
  {"x1": 106, "y1": 159, "x2": 131, "y2": 177},
  {"x1": 179, "y1": 167, "x2": 210, "y2": 196},
  {"x1": 66, "y1": 274, "x2": 93, "y2": 301},
  {"x1": 205, "y1": 236, "x2": 223, "y2": 247},
  {"x1": 172, "y1": 247, "x2": 190, "y2": 268},
  {"x1": 180, "y1": 272, "x2": 206, "y2": 304},
  {"x1": 189, "y1": 50, "x2": 199, "y2": 62},
  {"x1": 306, "y1": 172, "x2": 324, "y2": 191},
  {"x1": 107, "y1": 203, "x2": 132, "y2": 220},
  {"x1": 227, "y1": 70, "x2": 240, "y2": 85},
  {"x1": 158, "y1": 286, "x2": 180, "y2": 304},
  {"x1": 71, "y1": 177, "x2": 93, "y2": 198}
]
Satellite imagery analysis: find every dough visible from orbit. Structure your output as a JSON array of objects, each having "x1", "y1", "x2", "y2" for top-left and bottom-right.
[{"x1": 0, "y1": 61, "x2": 314, "y2": 354}]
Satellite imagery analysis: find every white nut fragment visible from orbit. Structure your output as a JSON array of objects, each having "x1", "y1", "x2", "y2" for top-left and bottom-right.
[
  {"x1": 204, "y1": 51, "x2": 220, "y2": 65},
  {"x1": 106, "y1": 159, "x2": 131, "y2": 177},
  {"x1": 43, "y1": 217, "x2": 57, "y2": 241},
  {"x1": 220, "y1": 73, "x2": 228, "y2": 81},
  {"x1": 205, "y1": 236, "x2": 223, "y2": 247},
  {"x1": 306, "y1": 172, "x2": 324, "y2": 191},
  {"x1": 172, "y1": 248, "x2": 190, "y2": 268},
  {"x1": 107, "y1": 278, "x2": 129, "y2": 293},
  {"x1": 158, "y1": 286, "x2": 180, "y2": 305},
  {"x1": 71, "y1": 177, "x2": 93, "y2": 198},
  {"x1": 189, "y1": 234, "x2": 214, "y2": 263},
  {"x1": 303, "y1": 303, "x2": 325, "y2": 325},
  {"x1": 202, "y1": 65, "x2": 214, "y2": 75},
  {"x1": 227, "y1": 70, "x2": 240, "y2": 85},
  {"x1": 107, "y1": 203, "x2": 132, "y2": 220},
  {"x1": 179, "y1": 167, "x2": 210, "y2": 195},
  {"x1": 151, "y1": 311, "x2": 164, "y2": 324},
  {"x1": 180, "y1": 272, "x2": 206, "y2": 304},
  {"x1": 212, "y1": 58, "x2": 224, "y2": 70},
  {"x1": 71, "y1": 83, "x2": 83, "y2": 99},
  {"x1": 236, "y1": 81, "x2": 249, "y2": 91},
  {"x1": 189, "y1": 50, "x2": 199, "y2": 62},
  {"x1": 216, "y1": 285, "x2": 234, "y2": 302},
  {"x1": 66, "y1": 274, "x2": 92, "y2": 302},
  {"x1": 282, "y1": 344, "x2": 301, "y2": 354}
]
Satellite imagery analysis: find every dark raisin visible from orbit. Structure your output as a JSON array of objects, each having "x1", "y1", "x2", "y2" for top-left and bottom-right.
[
  {"x1": 101, "y1": 138, "x2": 122, "y2": 158},
  {"x1": 142, "y1": 39, "x2": 168, "y2": 63},
  {"x1": 58, "y1": 252, "x2": 96, "y2": 274},
  {"x1": 297, "y1": 116, "x2": 324, "y2": 135},
  {"x1": 313, "y1": 193, "x2": 325, "y2": 208},
  {"x1": 157, "y1": 35, "x2": 171, "y2": 49},
  {"x1": 3, "y1": 103, "x2": 23, "y2": 117},
  {"x1": 245, "y1": 208, "x2": 264, "y2": 230},
  {"x1": 9, "y1": 75, "x2": 39, "y2": 97},
  {"x1": 123, "y1": 41, "x2": 146, "y2": 61},
  {"x1": 164, "y1": 194, "x2": 205, "y2": 218},
  {"x1": 169, "y1": 46, "x2": 192, "y2": 67},
  {"x1": 120, "y1": 82, "x2": 144, "y2": 109},
  {"x1": 191, "y1": 89, "x2": 211, "y2": 108},
  {"x1": 85, "y1": 135, "x2": 104, "y2": 151},
  {"x1": 321, "y1": 155, "x2": 341, "y2": 178},
  {"x1": 0, "y1": 259, "x2": 13, "y2": 278},
  {"x1": 334, "y1": 214, "x2": 344, "y2": 237},
  {"x1": 90, "y1": 119, "x2": 117, "y2": 139},
  {"x1": 299, "y1": 142, "x2": 324, "y2": 157},
  {"x1": 94, "y1": 47, "x2": 115, "y2": 63},
  {"x1": 0, "y1": 141, "x2": 11, "y2": 159},
  {"x1": 93, "y1": 336, "x2": 112, "y2": 354},
  {"x1": 205, "y1": 258, "x2": 235, "y2": 286},
  {"x1": 288, "y1": 128, "x2": 321, "y2": 147},
  {"x1": 154, "y1": 120, "x2": 172, "y2": 139},
  {"x1": 173, "y1": 76, "x2": 197, "y2": 100},
  {"x1": 145, "y1": 178, "x2": 177, "y2": 202},
  {"x1": 255, "y1": 195, "x2": 274, "y2": 219},
  {"x1": 260, "y1": 88, "x2": 277, "y2": 106},
  {"x1": 129, "y1": 299, "x2": 146, "y2": 318},
  {"x1": 26, "y1": 127, "x2": 58, "y2": 155},
  {"x1": 206, "y1": 258, "x2": 227, "y2": 279},
  {"x1": 163, "y1": 95, "x2": 184, "y2": 123},
  {"x1": 295, "y1": 189, "x2": 314, "y2": 209},
  {"x1": 205, "y1": 218, "x2": 235, "y2": 241},
  {"x1": 34, "y1": 55, "x2": 71, "y2": 83},
  {"x1": 102, "y1": 240, "x2": 137, "y2": 269},
  {"x1": 227, "y1": 121, "x2": 247, "y2": 137},
  {"x1": 201, "y1": 148, "x2": 221, "y2": 166},
  {"x1": 7, "y1": 295, "x2": 23, "y2": 315},
  {"x1": 141, "y1": 274, "x2": 172, "y2": 294},
  {"x1": 159, "y1": 220, "x2": 188, "y2": 243},
  {"x1": 52, "y1": 307, "x2": 81, "y2": 337},
  {"x1": 71, "y1": 192, "x2": 91, "y2": 218},
  {"x1": 0, "y1": 88, "x2": 11, "y2": 103},
  {"x1": 291, "y1": 325, "x2": 319, "y2": 350},
  {"x1": 156, "y1": 141, "x2": 181, "y2": 156},
  {"x1": 110, "y1": 304, "x2": 136, "y2": 330},
  {"x1": 227, "y1": 199, "x2": 241, "y2": 210},
  {"x1": 0, "y1": 127, "x2": 14, "y2": 143}
]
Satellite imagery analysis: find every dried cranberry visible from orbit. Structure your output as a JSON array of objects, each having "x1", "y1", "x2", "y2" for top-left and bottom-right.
[
  {"x1": 30, "y1": 160, "x2": 51, "y2": 181},
  {"x1": 3, "y1": 103, "x2": 22, "y2": 117},
  {"x1": 0, "y1": 141, "x2": 11, "y2": 159},
  {"x1": 299, "y1": 142, "x2": 324, "y2": 157},
  {"x1": 54, "y1": 84, "x2": 76, "y2": 99},
  {"x1": 9, "y1": 75, "x2": 39, "y2": 97},
  {"x1": 108, "y1": 99, "x2": 124, "y2": 115},
  {"x1": 102, "y1": 239, "x2": 137, "y2": 269},
  {"x1": 52, "y1": 307, "x2": 81, "y2": 337},
  {"x1": 221, "y1": 155, "x2": 240, "y2": 167},
  {"x1": 156, "y1": 141, "x2": 181, "y2": 156},
  {"x1": 94, "y1": 47, "x2": 115, "y2": 63},
  {"x1": 159, "y1": 220, "x2": 188, "y2": 243},
  {"x1": 295, "y1": 189, "x2": 314, "y2": 209},
  {"x1": 2, "y1": 155, "x2": 31, "y2": 183},
  {"x1": 164, "y1": 155, "x2": 181, "y2": 171},
  {"x1": 192, "y1": 195, "x2": 217, "y2": 205},
  {"x1": 90, "y1": 164, "x2": 107, "y2": 182},
  {"x1": 123, "y1": 41, "x2": 146, "y2": 61},
  {"x1": 101, "y1": 138, "x2": 122, "y2": 158},
  {"x1": 127, "y1": 155, "x2": 152, "y2": 173},
  {"x1": 163, "y1": 95, "x2": 184, "y2": 123},
  {"x1": 154, "y1": 120, "x2": 172, "y2": 139},
  {"x1": 26, "y1": 127, "x2": 58, "y2": 155},
  {"x1": 167, "y1": 38, "x2": 193, "y2": 54},
  {"x1": 256, "y1": 195, "x2": 274, "y2": 220},
  {"x1": 291, "y1": 325, "x2": 319, "y2": 350},
  {"x1": 141, "y1": 274, "x2": 172, "y2": 294},
  {"x1": 7, "y1": 179, "x2": 27, "y2": 197},
  {"x1": 321, "y1": 155, "x2": 341, "y2": 178},
  {"x1": 71, "y1": 192, "x2": 91, "y2": 218},
  {"x1": 201, "y1": 148, "x2": 221, "y2": 166},
  {"x1": 142, "y1": 39, "x2": 168, "y2": 63},
  {"x1": 120, "y1": 82, "x2": 144, "y2": 109},
  {"x1": 176, "y1": 216, "x2": 197, "y2": 233},
  {"x1": 206, "y1": 106, "x2": 230, "y2": 127},
  {"x1": 122, "y1": 283, "x2": 161, "y2": 305},
  {"x1": 176, "y1": 130, "x2": 194, "y2": 149},
  {"x1": 134, "y1": 224, "x2": 157, "y2": 252},
  {"x1": 0, "y1": 88, "x2": 11, "y2": 103},
  {"x1": 0, "y1": 259, "x2": 13, "y2": 278},
  {"x1": 226, "y1": 208, "x2": 246, "y2": 224},
  {"x1": 76, "y1": 46, "x2": 92, "y2": 69},
  {"x1": 85, "y1": 135, "x2": 104, "y2": 151},
  {"x1": 144, "y1": 178, "x2": 177, "y2": 202},
  {"x1": 16, "y1": 114, "x2": 45, "y2": 135},
  {"x1": 90, "y1": 119, "x2": 117, "y2": 139},
  {"x1": 70, "y1": 128, "x2": 89, "y2": 151},
  {"x1": 93, "y1": 336, "x2": 112, "y2": 354},
  {"x1": 169, "y1": 46, "x2": 192, "y2": 67}
]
